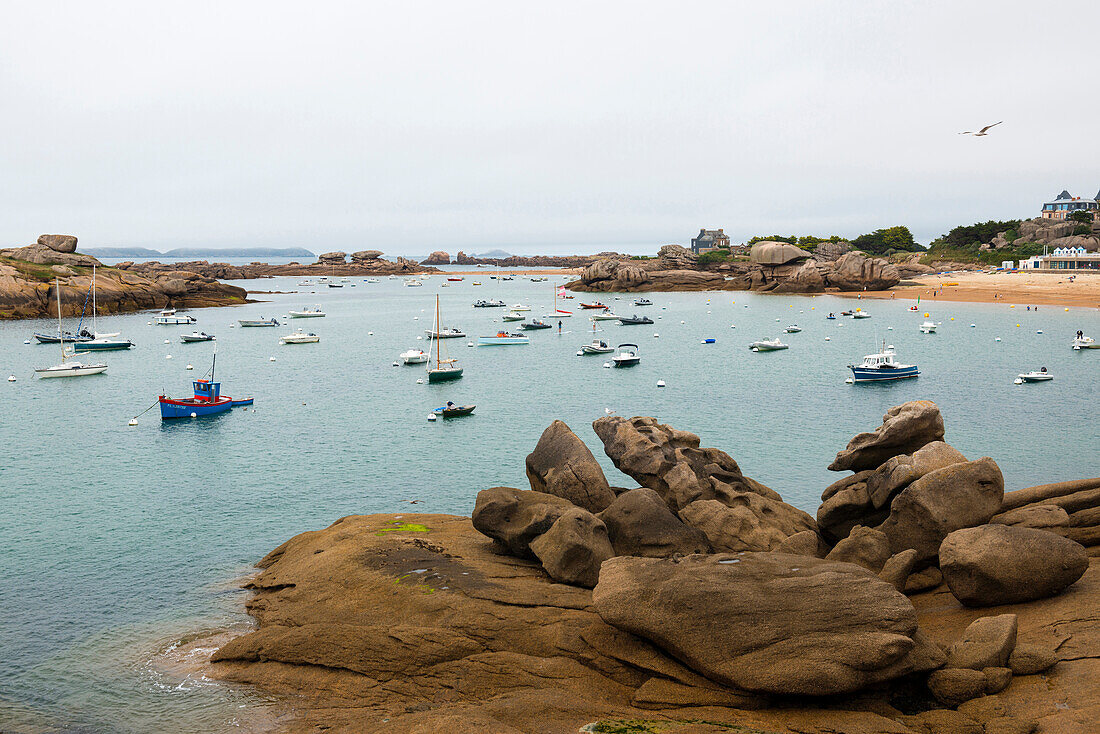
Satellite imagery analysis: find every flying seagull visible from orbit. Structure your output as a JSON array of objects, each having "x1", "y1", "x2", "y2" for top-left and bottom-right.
[{"x1": 959, "y1": 121, "x2": 1003, "y2": 136}]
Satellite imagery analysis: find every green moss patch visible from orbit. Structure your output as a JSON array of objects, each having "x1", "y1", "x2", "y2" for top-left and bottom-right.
[{"x1": 375, "y1": 521, "x2": 430, "y2": 535}]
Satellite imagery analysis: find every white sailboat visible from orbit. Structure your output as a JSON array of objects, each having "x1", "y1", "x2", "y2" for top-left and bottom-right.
[
  {"x1": 35, "y1": 279, "x2": 108, "y2": 378},
  {"x1": 73, "y1": 265, "x2": 133, "y2": 351},
  {"x1": 426, "y1": 295, "x2": 463, "y2": 382}
]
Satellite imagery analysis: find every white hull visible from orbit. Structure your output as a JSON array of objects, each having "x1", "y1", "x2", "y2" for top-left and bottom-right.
[
  {"x1": 288, "y1": 311, "x2": 325, "y2": 318},
  {"x1": 35, "y1": 363, "x2": 108, "y2": 378}
]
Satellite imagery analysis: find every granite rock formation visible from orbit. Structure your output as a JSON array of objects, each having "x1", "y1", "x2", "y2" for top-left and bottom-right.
[{"x1": 420, "y1": 251, "x2": 450, "y2": 265}]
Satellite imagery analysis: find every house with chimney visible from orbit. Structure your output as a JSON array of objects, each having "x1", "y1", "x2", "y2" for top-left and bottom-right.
[
  {"x1": 690, "y1": 228, "x2": 730, "y2": 254},
  {"x1": 1041, "y1": 189, "x2": 1099, "y2": 220}
]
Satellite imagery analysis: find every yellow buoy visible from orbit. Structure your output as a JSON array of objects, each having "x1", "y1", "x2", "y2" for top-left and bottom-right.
[
  {"x1": 1016, "y1": 324, "x2": 1020, "y2": 327},
  {"x1": 950, "y1": 317, "x2": 954, "y2": 321},
  {"x1": 1009, "y1": 305, "x2": 1015, "y2": 308},
  {"x1": 1065, "y1": 308, "x2": 1069, "y2": 311},
  {"x1": 924, "y1": 313, "x2": 929, "y2": 317}
]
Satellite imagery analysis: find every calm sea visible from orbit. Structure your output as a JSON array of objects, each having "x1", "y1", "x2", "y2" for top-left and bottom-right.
[{"x1": 1, "y1": 275, "x2": 1097, "y2": 732}]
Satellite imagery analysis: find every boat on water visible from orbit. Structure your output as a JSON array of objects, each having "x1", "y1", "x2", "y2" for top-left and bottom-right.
[
  {"x1": 400, "y1": 349, "x2": 428, "y2": 365},
  {"x1": 447, "y1": 277, "x2": 464, "y2": 282},
  {"x1": 511, "y1": 304, "x2": 531, "y2": 311},
  {"x1": 634, "y1": 298, "x2": 653, "y2": 306},
  {"x1": 784, "y1": 325, "x2": 802, "y2": 333},
  {"x1": 851, "y1": 310, "x2": 871, "y2": 319},
  {"x1": 239, "y1": 318, "x2": 280, "y2": 327},
  {"x1": 1072, "y1": 336, "x2": 1098, "y2": 350},
  {"x1": 750, "y1": 338, "x2": 789, "y2": 352},
  {"x1": 72, "y1": 265, "x2": 134, "y2": 351},
  {"x1": 160, "y1": 307, "x2": 177, "y2": 316},
  {"x1": 502, "y1": 312, "x2": 525, "y2": 322},
  {"x1": 618, "y1": 314, "x2": 653, "y2": 325},
  {"x1": 364, "y1": 278, "x2": 379, "y2": 283},
  {"x1": 478, "y1": 332, "x2": 530, "y2": 346},
  {"x1": 405, "y1": 279, "x2": 424, "y2": 287},
  {"x1": 590, "y1": 311, "x2": 619, "y2": 321},
  {"x1": 34, "y1": 329, "x2": 93, "y2": 343},
  {"x1": 521, "y1": 319, "x2": 553, "y2": 330},
  {"x1": 611, "y1": 343, "x2": 640, "y2": 367},
  {"x1": 848, "y1": 344, "x2": 919, "y2": 382},
  {"x1": 180, "y1": 332, "x2": 215, "y2": 343},
  {"x1": 581, "y1": 339, "x2": 614, "y2": 354},
  {"x1": 825, "y1": 313, "x2": 837, "y2": 320},
  {"x1": 547, "y1": 286, "x2": 572, "y2": 318},
  {"x1": 288, "y1": 305, "x2": 325, "y2": 318},
  {"x1": 154, "y1": 314, "x2": 197, "y2": 325},
  {"x1": 432, "y1": 403, "x2": 475, "y2": 418},
  {"x1": 424, "y1": 326, "x2": 465, "y2": 339},
  {"x1": 426, "y1": 296, "x2": 463, "y2": 382},
  {"x1": 473, "y1": 299, "x2": 507, "y2": 308},
  {"x1": 919, "y1": 321, "x2": 937, "y2": 333},
  {"x1": 280, "y1": 328, "x2": 320, "y2": 344},
  {"x1": 909, "y1": 305, "x2": 919, "y2": 311},
  {"x1": 327, "y1": 282, "x2": 344, "y2": 288},
  {"x1": 1015, "y1": 368, "x2": 1053, "y2": 384},
  {"x1": 580, "y1": 302, "x2": 608, "y2": 310},
  {"x1": 159, "y1": 352, "x2": 252, "y2": 419},
  {"x1": 35, "y1": 279, "x2": 107, "y2": 378}
]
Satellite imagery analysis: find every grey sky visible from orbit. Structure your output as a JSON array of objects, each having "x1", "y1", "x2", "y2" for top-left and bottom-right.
[{"x1": 2, "y1": 1, "x2": 1097, "y2": 255}]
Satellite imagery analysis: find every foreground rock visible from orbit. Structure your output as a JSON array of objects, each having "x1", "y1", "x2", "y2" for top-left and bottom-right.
[
  {"x1": 939, "y1": 524, "x2": 1088, "y2": 606},
  {"x1": 994, "y1": 477, "x2": 1100, "y2": 548},
  {"x1": 829, "y1": 401, "x2": 945, "y2": 472},
  {"x1": 525, "y1": 420, "x2": 614, "y2": 512},
  {"x1": 471, "y1": 486, "x2": 573, "y2": 557},
  {"x1": 596, "y1": 488, "x2": 711, "y2": 558},
  {"x1": 529, "y1": 507, "x2": 614, "y2": 587},
  {"x1": 593, "y1": 552, "x2": 943, "y2": 695}
]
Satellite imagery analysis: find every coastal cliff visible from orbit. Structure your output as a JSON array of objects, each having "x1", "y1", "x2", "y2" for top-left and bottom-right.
[
  {"x1": 211, "y1": 402, "x2": 1100, "y2": 733},
  {"x1": 566, "y1": 243, "x2": 902, "y2": 294},
  {"x1": 0, "y1": 235, "x2": 248, "y2": 319}
]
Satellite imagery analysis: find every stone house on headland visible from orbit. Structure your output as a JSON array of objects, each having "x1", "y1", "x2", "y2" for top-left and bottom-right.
[
  {"x1": 690, "y1": 228, "x2": 730, "y2": 254},
  {"x1": 1040, "y1": 189, "x2": 1099, "y2": 220}
]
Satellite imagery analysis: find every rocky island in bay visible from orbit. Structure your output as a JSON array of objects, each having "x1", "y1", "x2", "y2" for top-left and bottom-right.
[{"x1": 209, "y1": 401, "x2": 1100, "y2": 733}]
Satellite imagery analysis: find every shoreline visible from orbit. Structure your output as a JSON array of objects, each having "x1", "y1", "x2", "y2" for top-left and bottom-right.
[{"x1": 837, "y1": 271, "x2": 1100, "y2": 309}]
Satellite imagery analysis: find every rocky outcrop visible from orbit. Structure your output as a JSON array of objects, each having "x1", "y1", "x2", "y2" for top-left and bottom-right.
[
  {"x1": 994, "y1": 477, "x2": 1100, "y2": 547},
  {"x1": 316, "y1": 251, "x2": 347, "y2": 265},
  {"x1": 38, "y1": 234, "x2": 78, "y2": 253},
  {"x1": 749, "y1": 241, "x2": 811, "y2": 266},
  {"x1": 0, "y1": 243, "x2": 99, "y2": 267},
  {"x1": 876, "y1": 457, "x2": 1005, "y2": 566},
  {"x1": 939, "y1": 524, "x2": 1088, "y2": 606},
  {"x1": 812, "y1": 240, "x2": 852, "y2": 262},
  {"x1": 529, "y1": 508, "x2": 615, "y2": 588},
  {"x1": 829, "y1": 401, "x2": 945, "y2": 472},
  {"x1": 525, "y1": 420, "x2": 614, "y2": 513},
  {"x1": 678, "y1": 498, "x2": 816, "y2": 553},
  {"x1": 989, "y1": 218, "x2": 1100, "y2": 252},
  {"x1": 119, "y1": 254, "x2": 440, "y2": 280},
  {"x1": 420, "y1": 251, "x2": 450, "y2": 265},
  {"x1": 471, "y1": 486, "x2": 573, "y2": 557},
  {"x1": 828, "y1": 251, "x2": 901, "y2": 291},
  {"x1": 596, "y1": 488, "x2": 711, "y2": 558},
  {"x1": 654, "y1": 244, "x2": 697, "y2": 269},
  {"x1": 349, "y1": 249, "x2": 383, "y2": 263},
  {"x1": 592, "y1": 552, "x2": 944, "y2": 695}
]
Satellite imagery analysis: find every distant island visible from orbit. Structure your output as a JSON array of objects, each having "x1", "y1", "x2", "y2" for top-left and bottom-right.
[
  {"x1": 82, "y1": 246, "x2": 316, "y2": 258},
  {"x1": 473, "y1": 249, "x2": 513, "y2": 258}
]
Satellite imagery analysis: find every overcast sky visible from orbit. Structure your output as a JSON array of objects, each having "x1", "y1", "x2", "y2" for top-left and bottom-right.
[{"x1": 1, "y1": 1, "x2": 1097, "y2": 255}]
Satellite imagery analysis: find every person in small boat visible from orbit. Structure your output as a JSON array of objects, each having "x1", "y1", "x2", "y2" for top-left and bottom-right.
[
  {"x1": 1078, "y1": 330, "x2": 1084, "y2": 340},
  {"x1": 446, "y1": 401, "x2": 455, "y2": 409},
  {"x1": 1040, "y1": 367, "x2": 1047, "y2": 373}
]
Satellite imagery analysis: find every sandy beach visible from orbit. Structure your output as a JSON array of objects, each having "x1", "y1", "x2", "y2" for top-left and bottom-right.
[{"x1": 845, "y1": 271, "x2": 1100, "y2": 309}]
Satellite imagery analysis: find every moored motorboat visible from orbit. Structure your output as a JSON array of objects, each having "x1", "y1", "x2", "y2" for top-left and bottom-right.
[
  {"x1": 618, "y1": 314, "x2": 653, "y2": 325},
  {"x1": 919, "y1": 321, "x2": 937, "y2": 333},
  {"x1": 154, "y1": 314, "x2": 197, "y2": 325},
  {"x1": 239, "y1": 318, "x2": 279, "y2": 327},
  {"x1": 424, "y1": 326, "x2": 465, "y2": 339},
  {"x1": 847, "y1": 345, "x2": 919, "y2": 382},
  {"x1": 400, "y1": 349, "x2": 428, "y2": 364},
  {"x1": 432, "y1": 403, "x2": 475, "y2": 418},
  {"x1": 159, "y1": 353, "x2": 251, "y2": 419},
  {"x1": 851, "y1": 310, "x2": 871, "y2": 319},
  {"x1": 478, "y1": 332, "x2": 530, "y2": 346},
  {"x1": 611, "y1": 343, "x2": 640, "y2": 367},
  {"x1": 1016, "y1": 368, "x2": 1053, "y2": 384},
  {"x1": 405, "y1": 279, "x2": 424, "y2": 287},
  {"x1": 502, "y1": 312, "x2": 525, "y2": 322},
  {"x1": 784, "y1": 325, "x2": 802, "y2": 333},
  {"x1": 590, "y1": 311, "x2": 619, "y2": 321},
  {"x1": 521, "y1": 319, "x2": 553, "y2": 330},
  {"x1": 581, "y1": 339, "x2": 614, "y2": 354},
  {"x1": 580, "y1": 302, "x2": 608, "y2": 310},
  {"x1": 1071, "y1": 335, "x2": 1098, "y2": 350},
  {"x1": 634, "y1": 298, "x2": 653, "y2": 306},
  {"x1": 288, "y1": 305, "x2": 325, "y2": 318},
  {"x1": 473, "y1": 299, "x2": 507, "y2": 308},
  {"x1": 750, "y1": 338, "x2": 788, "y2": 352},
  {"x1": 280, "y1": 328, "x2": 320, "y2": 344},
  {"x1": 511, "y1": 304, "x2": 531, "y2": 311},
  {"x1": 180, "y1": 332, "x2": 215, "y2": 343}
]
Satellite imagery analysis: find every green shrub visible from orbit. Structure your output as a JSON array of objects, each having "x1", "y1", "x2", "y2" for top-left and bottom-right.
[
  {"x1": 697, "y1": 249, "x2": 731, "y2": 266},
  {"x1": 851, "y1": 226, "x2": 922, "y2": 255},
  {"x1": 1074, "y1": 224, "x2": 1091, "y2": 235},
  {"x1": 1068, "y1": 210, "x2": 1093, "y2": 224}
]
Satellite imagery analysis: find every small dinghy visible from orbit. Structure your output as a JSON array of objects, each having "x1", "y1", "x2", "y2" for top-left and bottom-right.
[
  {"x1": 634, "y1": 298, "x2": 653, "y2": 306},
  {"x1": 521, "y1": 319, "x2": 553, "y2": 330},
  {"x1": 280, "y1": 328, "x2": 319, "y2": 344},
  {"x1": 473, "y1": 299, "x2": 507, "y2": 308},
  {"x1": 590, "y1": 311, "x2": 620, "y2": 321},
  {"x1": 825, "y1": 313, "x2": 837, "y2": 320},
  {"x1": 750, "y1": 338, "x2": 789, "y2": 352},
  {"x1": 618, "y1": 314, "x2": 653, "y2": 326},
  {"x1": 611, "y1": 343, "x2": 640, "y2": 367},
  {"x1": 1015, "y1": 368, "x2": 1053, "y2": 384},
  {"x1": 580, "y1": 302, "x2": 608, "y2": 310},
  {"x1": 180, "y1": 332, "x2": 215, "y2": 343},
  {"x1": 425, "y1": 327, "x2": 466, "y2": 339},
  {"x1": 239, "y1": 318, "x2": 279, "y2": 327},
  {"x1": 919, "y1": 321, "x2": 937, "y2": 334},
  {"x1": 433, "y1": 403, "x2": 475, "y2": 418},
  {"x1": 501, "y1": 312, "x2": 525, "y2": 322},
  {"x1": 783, "y1": 325, "x2": 802, "y2": 333},
  {"x1": 851, "y1": 310, "x2": 871, "y2": 319},
  {"x1": 581, "y1": 339, "x2": 614, "y2": 354}
]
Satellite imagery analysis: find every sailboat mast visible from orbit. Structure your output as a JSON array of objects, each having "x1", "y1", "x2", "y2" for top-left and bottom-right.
[
  {"x1": 55, "y1": 278, "x2": 64, "y2": 362},
  {"x1": 435, "y1": 295, "x2": 441, "y2": 369},
  {"x1": 91, "y1": 264, "x2": 97, "y2": 335}
]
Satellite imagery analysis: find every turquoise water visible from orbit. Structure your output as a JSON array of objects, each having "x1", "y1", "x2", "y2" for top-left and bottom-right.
[{"x1": 1, "y1": 275, "x2": 1097, "y2": 732}]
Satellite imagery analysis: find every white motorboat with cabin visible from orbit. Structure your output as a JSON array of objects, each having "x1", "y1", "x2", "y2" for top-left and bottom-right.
[
  {"x1": 611, "y1": 343, "x2": 640, "y2": 367},
  {"x1": 400, "y1": 349, "x2": 428, "y2": 365},
  {"x1": 154, "y1": 313, "x2": 197, "y2": 325},
  {"x1": 425, "y1": 326, "x2": 466, "y2": 339},
  {"x1": 590, "y1": 311, "x2": 619, "y2": 321},
  {"x1": 847, "y1": 345, "x2": 919, "y2": 382},
  {"x1": 581, "y1": 339, "x2": 614, "y2": 354},
  {"x1": 919, "y1": 321, "x2": 937, "y2": 334},
  {"x1": 239, "y1": 317, "x2": 279, "y2": 327},
  {"x1": 280, "y1": 328, "x2": 319, "y2": 344},
  {"x1": 180, "y1": 331, "x2": 215, "y2": 343},
  {"x1": 288, "y1": 305, "x2": 325, "y2": 318},
  {"x1": 1072, "y1": 335, "x2": 1098, "y2": 350},
  {"x1": 1015, "y1": 368, "x2": 1053, "y2": 384}
]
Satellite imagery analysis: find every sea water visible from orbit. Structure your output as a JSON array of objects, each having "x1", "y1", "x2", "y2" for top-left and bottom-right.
[{"x1": 1, "y1": 275, "x2": 1097, "y2": 731}]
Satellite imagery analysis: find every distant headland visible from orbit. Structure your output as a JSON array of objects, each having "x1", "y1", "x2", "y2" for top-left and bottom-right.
[{"x1": 83, "y1": 246, "x2": 316, "y2": 259}]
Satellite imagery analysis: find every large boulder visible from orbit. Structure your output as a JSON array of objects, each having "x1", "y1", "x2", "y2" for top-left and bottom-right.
[
  {"x1": 812, "y1": 240, "x2": 852, "y2": 262},
  {"x1": 655, "y1": 244, "x2": 698, "y2": 269},
  {"x1": 830, "y1": 401, "x2": 946, "y2": 472},
  {"x1": 471, "y1": 487, "x2": 574, "y2": 557},
  {"x1": 421, "y1": 251, "x2": 450, "y2": 265},
  {"x1": 817, "y1": 470, "x2": 882, "y2": 542},
  {"x1": 317, "y1": 251, "x2": 347, "y2": 264},
  {"x1": 865, "y1": 441, "x2": 968, "y2": 508},
  {"x1": 824, "y1": 525, "x2": 892, "y2": 573},
  {"x1": 771, "y1": 259, "x2": 826, "y2": 293},
  {"x1": 946, "y1": 614, "x2": 1018, "y2": 670},
  {"x1": 827, "y1": 252, "x2": 900, "y2": 291},
  {"x1": 593, "y1": 553, "x2": 943, "y2": 696},
  {"x1": 749, "y1": 241, "x2": 811, "y2": 266},
  {"x1": 591, "y1": 416, "x2": 777, "y2": 512},
  {"x1": 350, "y1": 250, "x2": 383, "y2": 262},
  {"x1": 597, "y1": 488, "x2": 711, "y2": 558},
  {"x1": 525, "y1": 420, "x2": 615, "y2": 513},
  {"x1": 577, "y1": 259, "x2": 651, "y2": 290},
  {"x1": 876, "y1": 458, "x2": 1005, "y2": 565},
  {"x1": 939, "y1": 524, "x2": 1088, "y2": 607},
  {"x1": 679, "y1": 497, "x2": 816, "y2": 553},
  {"x1": 38, "y1": 234, "x2": 78, "y2": 253},
  {"x1": 528, "y1": 508, "x2": 615, "y2": 588}
]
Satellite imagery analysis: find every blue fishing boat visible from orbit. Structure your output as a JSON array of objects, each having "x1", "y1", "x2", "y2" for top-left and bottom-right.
[
  {"x1": 848, "y1": 344, "x2": 919, "y2": 383},
  {"x1": 159, "y1": 353, "x2": 252, "y2": 419}
]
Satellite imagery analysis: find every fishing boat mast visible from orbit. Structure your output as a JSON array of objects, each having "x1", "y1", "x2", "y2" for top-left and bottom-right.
[{"x1": 54, "y1": 278, "x2": 65, "y2": 363}]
